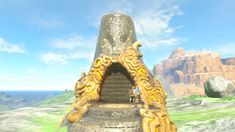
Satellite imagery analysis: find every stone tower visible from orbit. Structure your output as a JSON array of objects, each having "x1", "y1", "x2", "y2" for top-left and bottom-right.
[
  {"x1": 66, "y1": 13, "x2": 177, "y2": 132},
  {"x1": 95, "y1": 13, "x2": 137, "y2": 102}
]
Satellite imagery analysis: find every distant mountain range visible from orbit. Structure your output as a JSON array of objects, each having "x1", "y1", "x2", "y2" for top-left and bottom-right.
[
  {"x1": 0, "y1": 91, "x2": 65, "y2": 111},
  {"x1": 0, "y1": 92, "x2": 28, "y2": 110}
]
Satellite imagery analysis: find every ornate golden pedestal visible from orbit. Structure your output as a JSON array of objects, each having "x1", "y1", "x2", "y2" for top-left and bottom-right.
[{"x1": 64, "y1": 13, "x2": 177, "y2": 132}]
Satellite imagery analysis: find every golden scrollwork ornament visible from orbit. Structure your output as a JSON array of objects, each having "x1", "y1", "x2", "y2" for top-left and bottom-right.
[
  {"x1": 65, "y1": 42, "x2": 177, "y2": 132},
  {"x1": 60, "y1": 12, "x2": 177, "y2": 132}
]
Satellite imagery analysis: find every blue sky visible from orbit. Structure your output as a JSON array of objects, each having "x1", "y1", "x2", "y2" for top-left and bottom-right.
[{"x1": 0, "y1": 0, "x2": 235, "y2": 90}]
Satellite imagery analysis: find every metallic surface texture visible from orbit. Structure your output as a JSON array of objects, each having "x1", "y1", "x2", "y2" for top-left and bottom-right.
[{"x1": 94, "y1": 13, "x2": 137, "y2": 59}]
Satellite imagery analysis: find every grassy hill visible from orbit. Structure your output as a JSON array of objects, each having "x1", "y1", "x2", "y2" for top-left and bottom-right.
[
  {"x1": 167, "y1": 95, "x2": 235, "y2": 131},
  {"x1": 0, "y1": 91, "x2": 235, "y2": 132},
  {"x1": 34, "y1": 90, "x2": 75, "y2": 106},
  {"x1": 0, "y1": 91, "x2": 75, "y2": 132},
  {"x1": 0, "y1": 104, "x2": 10, "y2": 111}
]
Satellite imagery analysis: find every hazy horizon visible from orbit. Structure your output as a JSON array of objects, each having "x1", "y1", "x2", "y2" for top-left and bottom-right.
[{"x1": 1, "y1": 0, "x2": 235, "y2": 91}]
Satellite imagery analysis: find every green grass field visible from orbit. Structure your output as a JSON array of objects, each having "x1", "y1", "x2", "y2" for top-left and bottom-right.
[
  {"x1": 2, "y1": 92, "x2": 233, "y2": 132},
  {"x1": 26, "y1": 91, "x2": 74, "y2": 132},
  {"x1": 168, "y1": 95, "x2": 235, "y2": 129}
]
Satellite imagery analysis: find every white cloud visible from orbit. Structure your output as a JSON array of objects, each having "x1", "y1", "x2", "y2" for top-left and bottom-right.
[
  {"x1": 31, "y1": 15, "x2": 64, "y2": 29},
  {"x1": 68, "y1": 51, "x2": 94, "y2": 61},
  {"x1": 41, "y1": 51, "x2": 94, "y2": 65},
  {"x1": 215, "y1": 43, "x2": 235, "y2": 57},
  {"x1": 40, "y1": 1, "x2": 186, "y2": 65},
  {"x1": 134, "y1": 5, "x2": 185, "y2": 48},
  {"x1": 88, "y1": 1, "x2": 185, "y2": 49},
  {"x1": 50, "y1": 36, "x2": 82, "y2": 49},
  {"x1": 41, "y1": 34, "x2": 96, "y2": 65},
  {"x1": 41, "y1": 52, "x2": 67, "y2": 65},
  {"x1": 0, "y1": 66, "x2": 89, "y2": 90},
  {"x1": 135, "y1": 5, "x2": 182, "y2": 35},
  {"x1": 105, "y1": 0, "x2": 133, "y2": 14},
  {"x1": 144, "y1": 37, "x2": 187, "y2": 48},
  {"x1": 184, "y1": 43, "x2": 235, "y2": 59},
  {"x1": 49, "y1": 35, "x2": 95, "y2": 49},
  {"x1": 0, "y1": 38, "x2": 25, "y2": 53}
]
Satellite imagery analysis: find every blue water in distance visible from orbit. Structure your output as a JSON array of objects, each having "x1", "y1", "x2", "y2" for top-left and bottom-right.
[{"x1": 0, "y1": 91, "x2": 64, "y2": 103}]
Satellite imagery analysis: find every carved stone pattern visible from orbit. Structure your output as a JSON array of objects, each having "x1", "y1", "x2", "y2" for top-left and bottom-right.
[
  {"x1": 101, "y1": 13, "x2": 132, "y2": 57},
  {"x1": 68, "y1": 44, "x2": 177, "y2": 132}
]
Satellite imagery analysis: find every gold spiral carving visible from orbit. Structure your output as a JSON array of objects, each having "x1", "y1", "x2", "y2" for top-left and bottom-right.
[{"x1": 66, "y1": 42, "x2": 177, "y2": 132}]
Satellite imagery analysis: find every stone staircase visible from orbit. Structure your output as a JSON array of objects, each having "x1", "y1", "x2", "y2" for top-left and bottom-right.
[
  {"x1": 68, "y1": 104, "x2": 142, "y2": 132},
  {"x1": 100, "y1": 63, "x2": 133, "y2": 102}
]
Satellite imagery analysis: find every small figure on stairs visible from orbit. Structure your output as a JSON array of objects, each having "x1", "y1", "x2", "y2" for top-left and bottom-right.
[
  {"x1": 133, "y1": 85, "x2": 140, "y2": 103},
  {"x1": 129, "y1": 87, "x2": 135, "y2": 102}
]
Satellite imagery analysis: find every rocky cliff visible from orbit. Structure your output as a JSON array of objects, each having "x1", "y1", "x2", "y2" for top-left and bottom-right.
[
  {"x1": 221, "y1": 57, "x2": 235, "y2": 65},
  {"x1": 154, "y1": 48, "x2": 235, "y2": 87}
]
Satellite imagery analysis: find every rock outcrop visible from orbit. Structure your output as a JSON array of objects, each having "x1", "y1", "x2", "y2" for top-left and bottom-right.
[
  {"x1": 154, "y1": 75, "x2": 174, "y2": 96},
  {"x1": 154, "y1": 48, "x2": 235, "y2": 86},
  {"x1": 204, "y1": 76, "x2": 235, "y2": 98},
  {"x1": 170, "y1": 83, "x2": 205, "y2": 96},
  {"x1": 221, "y1": 57, "x2": 235, "y2": 65}
]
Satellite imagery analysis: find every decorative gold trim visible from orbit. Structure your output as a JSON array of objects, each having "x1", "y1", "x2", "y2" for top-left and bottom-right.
[{"x1": 66, "y1": 42, "x2": 177, "y2": 132}]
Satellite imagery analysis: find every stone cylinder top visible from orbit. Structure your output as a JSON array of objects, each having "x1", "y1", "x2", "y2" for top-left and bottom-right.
[{"x1": 94, "y1": 13, "x2": 137, "y2": 60}]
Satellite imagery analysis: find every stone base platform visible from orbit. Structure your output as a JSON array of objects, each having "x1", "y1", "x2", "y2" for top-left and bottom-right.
[{"x1": 67, "y1": 103, "x2": 143, "y2": 132}]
